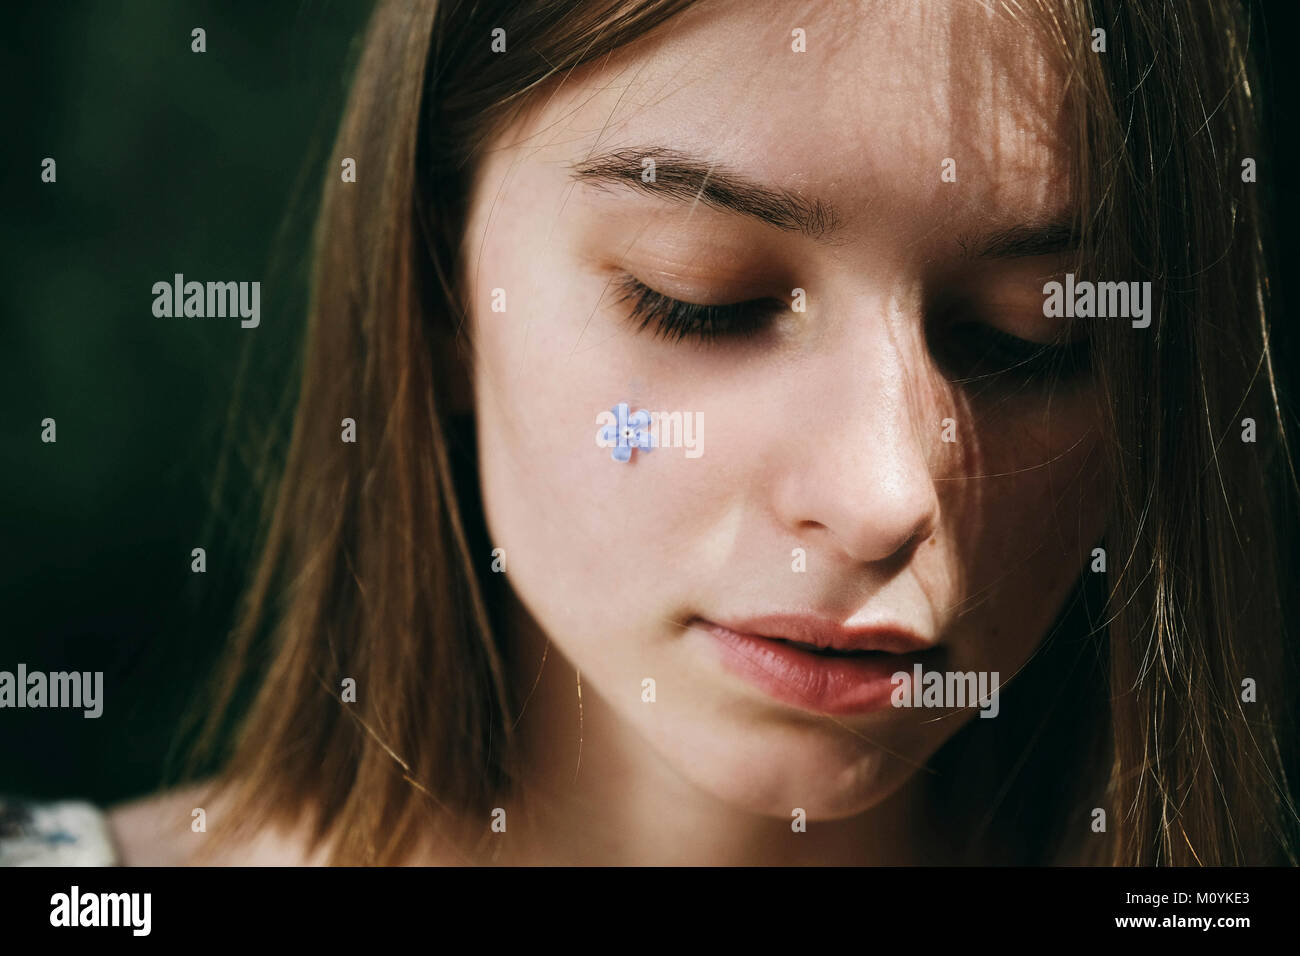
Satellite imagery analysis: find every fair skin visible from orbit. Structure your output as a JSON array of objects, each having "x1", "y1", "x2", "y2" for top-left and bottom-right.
[{"x1": 109, "y1": 0, "x2": 1106, "y2": 865}]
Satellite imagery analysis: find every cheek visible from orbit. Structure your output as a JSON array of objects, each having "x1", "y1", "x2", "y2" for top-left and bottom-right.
[
  {"x1": 469, "y1": 256, "x2": 715, "y2": 681},
  {"x1": 945, "y1": 394, "x2": 1107, "y2": 669}
]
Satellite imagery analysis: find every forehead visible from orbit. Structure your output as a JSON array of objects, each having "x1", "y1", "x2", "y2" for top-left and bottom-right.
[{"x1": 497, "y1": 0, "x2": 1071, "y2": 247}]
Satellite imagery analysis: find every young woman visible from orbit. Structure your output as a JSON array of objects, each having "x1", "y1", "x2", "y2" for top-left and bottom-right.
[{"x1": 67, "y1": 0, "x2": 1299, "y2": 865}]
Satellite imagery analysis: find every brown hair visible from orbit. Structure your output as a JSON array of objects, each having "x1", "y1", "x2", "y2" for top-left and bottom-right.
[{"x1": 183, "y1": 0, "x2": 1298, "y2": 865}]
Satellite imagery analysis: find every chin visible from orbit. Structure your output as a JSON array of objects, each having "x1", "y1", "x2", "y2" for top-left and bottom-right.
[{"x1": 640, "y1": 705, "x2": 934, "y2": 821}]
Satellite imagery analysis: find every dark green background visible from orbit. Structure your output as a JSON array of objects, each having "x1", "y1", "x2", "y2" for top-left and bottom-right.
[
  {"x1": 2, "y1": 1, "x2": 1298, "y2": 809},
  {"x1": 2, "y1": 1, "x2": 374, "y2": 804}
]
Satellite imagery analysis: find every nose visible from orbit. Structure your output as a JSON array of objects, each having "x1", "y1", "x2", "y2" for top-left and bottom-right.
[{"x1": 770, "y1": 329, "x2": 941, "y2": 566}]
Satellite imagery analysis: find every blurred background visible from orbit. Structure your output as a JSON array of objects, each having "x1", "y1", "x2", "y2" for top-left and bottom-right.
[
  {"x1": 2, "y1": 0, "x2": 1298, "y2": 807},
  {"x1": 1, "y1": 0, "x2": 373, "y2": 803}
]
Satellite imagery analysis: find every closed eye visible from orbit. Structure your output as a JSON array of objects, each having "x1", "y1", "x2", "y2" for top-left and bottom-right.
[
  {"x1": 612, "y1": 272, "x2": 1092, "y2": 390},
  {"x1": 932, "y1": 321, "x2": 1092, "y2": 387},
  {"x1": 612, "y1": 274, "x2": 786, "y2": 343}
]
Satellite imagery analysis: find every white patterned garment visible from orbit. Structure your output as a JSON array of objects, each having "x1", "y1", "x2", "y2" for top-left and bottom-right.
[{"x1": 0, "y1": 798, "x2": 119, "y2": 866}]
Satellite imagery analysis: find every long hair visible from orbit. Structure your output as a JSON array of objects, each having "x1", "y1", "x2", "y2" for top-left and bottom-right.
[{"x1": 183, "y1": 0, "x2": 1297, "y2": 865}]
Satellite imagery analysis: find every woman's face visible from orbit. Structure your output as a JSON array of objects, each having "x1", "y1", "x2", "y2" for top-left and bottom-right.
[{"x1": 463, "y1": 0, "x2": 1107, "y2": 821}]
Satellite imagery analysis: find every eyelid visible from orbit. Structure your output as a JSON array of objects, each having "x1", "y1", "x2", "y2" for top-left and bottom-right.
[
  {"x1": 938, "y1": 321, "x2": 1092, "y2": 386},
  {"x1": 616, "y1": 264, "x2": 767, "y2": 305},
  {"x1": 612, "y1": 272, "x2": 783, "y2": 343},
  {"x1": 932, "y1": 285, "x2": 1069, "y2": 345}
]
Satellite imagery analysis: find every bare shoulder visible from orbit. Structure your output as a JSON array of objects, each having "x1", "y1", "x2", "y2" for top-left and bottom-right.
[{"x1": 106, "y1": 781, "x2": 330, "y2": 866}]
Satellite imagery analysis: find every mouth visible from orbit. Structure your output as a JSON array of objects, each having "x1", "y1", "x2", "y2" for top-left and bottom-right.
[
  {"x1": 690, "y1": 615, "x2": 943, "y2": 715},
  {"x1": 762, "y1": 638, "x2": 893, "y2": 658}
]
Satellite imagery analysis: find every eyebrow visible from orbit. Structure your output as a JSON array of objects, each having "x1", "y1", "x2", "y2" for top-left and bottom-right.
[
  {"x1": 569, "y1": 145, "x2": 1079, "y2": 259},
  {"x1": 966, "y1": 220, "x2": 1080, "y2": 260},
  {"x1": 569, "y1": 146, "x2": 841, "y2": 242}
]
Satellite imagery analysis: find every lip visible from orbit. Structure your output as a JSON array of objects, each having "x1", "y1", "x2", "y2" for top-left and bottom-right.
[{"x1": 692, "y1": 614, "x2": 942, "y2": 715}]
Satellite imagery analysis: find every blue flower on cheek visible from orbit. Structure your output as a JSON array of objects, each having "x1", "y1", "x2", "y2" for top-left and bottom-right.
[{"x1": 600, "y1": 402, "x2": 655, "y2": 462}]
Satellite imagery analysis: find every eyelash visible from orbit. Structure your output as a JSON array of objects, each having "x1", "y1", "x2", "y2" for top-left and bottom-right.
[
  {"x1": 612, "y1": 274, "x2": 784, "y2": 343},
  {"x1": 934, "y1": 321, "x2": 1092, "y2": 387},
  {"x1": 612, "y1": 272, "x2": 1092, "y2": 386}
]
